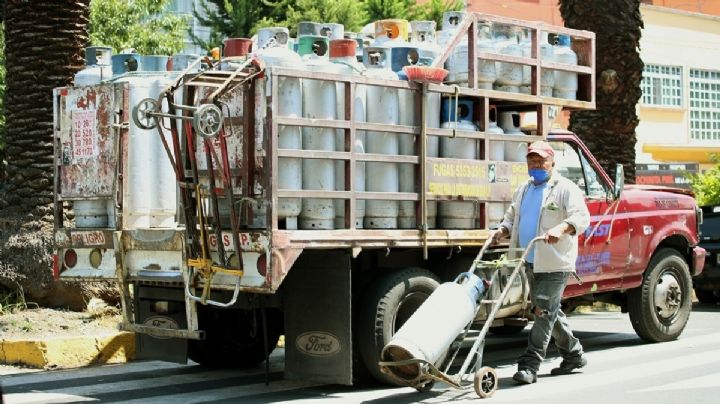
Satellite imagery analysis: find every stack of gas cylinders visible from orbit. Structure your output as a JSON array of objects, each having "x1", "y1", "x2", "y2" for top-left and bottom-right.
[{"x1": 72, "y1": 12, "x2": 578, "y2": 231}]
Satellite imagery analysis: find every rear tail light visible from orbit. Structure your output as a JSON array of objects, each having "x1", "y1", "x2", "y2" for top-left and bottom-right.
[
  {"x1": 64, "y1": 249, "x2": 78, "y2": 268},
  {"x1": 89, "y1": 248, "x2": 102, "y2": 269},
  {"x1": 257, "y1": 253, "x2": 267, "y2": 277}
]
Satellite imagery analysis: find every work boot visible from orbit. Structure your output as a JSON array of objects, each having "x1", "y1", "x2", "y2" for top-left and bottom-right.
[
  {"x1": 550, "y1": 356, "x2": 587, "y2": 375},
  {"x1": 512, "y1": 369, "x2": 537, "y2": 384}
]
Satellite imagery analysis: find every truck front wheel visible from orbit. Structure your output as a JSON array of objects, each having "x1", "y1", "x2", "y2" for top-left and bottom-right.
[
  {"x1": 628, "y1": 249, "x2": 692, "y2": 342},
  {"x1": 188, "y1": 306, "x2": 282, "y2": 368},
  {"x1": 358, "y1": 267, "x2": 440, "y2": 385}
]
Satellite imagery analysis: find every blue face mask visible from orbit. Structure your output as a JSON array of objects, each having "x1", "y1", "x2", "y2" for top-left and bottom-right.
[{"x1": 529, "y1": 168, "x2": 549, "y2": 184}]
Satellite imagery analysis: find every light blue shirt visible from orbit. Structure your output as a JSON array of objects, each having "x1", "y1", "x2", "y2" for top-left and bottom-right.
[{"x1": 518, "y1": 182, "x2": 546, "y2": 263}]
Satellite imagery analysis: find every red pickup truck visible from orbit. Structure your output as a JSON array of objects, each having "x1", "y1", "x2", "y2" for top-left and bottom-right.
[{"x1": 549, "y1": 131, "x2": 705, "y2": 343}]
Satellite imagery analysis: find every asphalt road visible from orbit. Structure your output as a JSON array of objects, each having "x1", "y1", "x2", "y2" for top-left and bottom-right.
[{"x1": 3, "y1": 303, "x2": 720, "y2": 404}]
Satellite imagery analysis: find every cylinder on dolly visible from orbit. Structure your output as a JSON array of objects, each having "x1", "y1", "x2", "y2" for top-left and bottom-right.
[{"x1": 381, "y1": 272, "x2": 487, "y2": 383}]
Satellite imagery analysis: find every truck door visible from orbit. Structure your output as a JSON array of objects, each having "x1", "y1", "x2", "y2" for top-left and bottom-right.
[{"x1": 550, "y1": 141, "x2": 630, "y2": 295}]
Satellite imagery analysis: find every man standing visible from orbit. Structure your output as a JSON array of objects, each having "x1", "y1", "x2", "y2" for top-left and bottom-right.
[{"x1": 491, "y1": 140, "x2": 590, "y2": 384}]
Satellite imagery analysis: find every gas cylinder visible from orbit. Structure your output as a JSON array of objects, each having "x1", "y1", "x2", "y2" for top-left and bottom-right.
[
  {"x1": 439, "y1": 11, "x2": 468, "y2": 85},
  {"x1": 256, "y1": 27, "x2": 303, "y2": 229},
  {"x1": 343, "y1": 31, "x2": 365, "y2": 63},
  {"x1": 425, "y1": 87, "x2": 441, "y2": 229},
  {"x1": 256, "y1": 27, "x2": 290, "y2": 50},
  {"x1": 520, "y1": 30, "x2": 555, "y2": 96},
  {"x1": 539, "y1": 31, "x2": 556, "y2": 96},
  {"x1": 553, "y1": 34, "x2": 578, "y2": 99},
  {"x1": 75, "y1": 46, "x2": 113, "y2": 86},
  {"x1": 409, "y1": 21, "x2": 441, "y2": 64},
  {"x1": 73, "y1": 47, "x2": 114, "y2": 228},
  {"x1": 476, "y1": 22, "x2": 497, "y2": 90},
  {"x1": 486, "y1": 110, "x2": 506, "y2": 225},
  {"x1": 499, "y1": 111, "x2": 527, "y2": 162},
  {"x1": 298, "y1": 35, "x2": 336, "y2": 229},
  {"x1": 373, "y1": 19, "x2": 409, "y2": 46},
  {"x1": 391, "y1": 46, "x2": 421, "y2": 229},
  {"x1": 169, "y1": 54, "x2": 201, "y2": 72},
  {"x1": 493, "y1": 24, "x2": 522, "y2": 93},
  {"x1": 111, "y1": 53, "x2": 140, "y2": 76},
  {"x1": 112, "y1": 56, "x2": 175, "y2": 228},
  {"x1": 330, "y1": 39, "x2": 367, "y2": 229},
  {"x1": 487, "y1": 111, "x2": 505, "y2": 161},
  {"x1": 439, "y1": 98, "x2": 478, "y2": 229},
  {"x1": 298, "y1": 21, "x2": 344, "y2": 41},
  {"x1": 381, "y1": 272, "x2": 487, "y2": 382},
  {"x1": 363, "y1": 47, "x2": 399, "y2": 229}
]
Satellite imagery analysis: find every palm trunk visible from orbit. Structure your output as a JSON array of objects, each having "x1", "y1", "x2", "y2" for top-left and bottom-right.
[
  {"x1": 0, "y1": 0, "x2": 90, "y2": 308},
  {"x1": 559, "y1": 0, "x2": 644, "y2": 183}
]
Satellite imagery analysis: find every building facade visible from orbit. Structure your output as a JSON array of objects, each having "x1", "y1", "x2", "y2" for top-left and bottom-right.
[{"x1": 167, "y1": 0, "x2": 215, "y2": 56}]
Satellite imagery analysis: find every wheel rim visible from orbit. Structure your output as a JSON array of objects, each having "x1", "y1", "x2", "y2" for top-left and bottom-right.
[
  {"x1": 393, "y1": 291, "x2": 429, "y2": 332},
  {"x1": 194, "y1": 104, "x2": 223, "y2": 138},
  {"x1": 133, "y1": 98, "x2": 158, "y2": 130},
  {"x1": 481, "y1": 371, "x2": 496, "y2": 393},
  {"x1": 653, "y1": 269, "x2": 682, "y2": 321}
]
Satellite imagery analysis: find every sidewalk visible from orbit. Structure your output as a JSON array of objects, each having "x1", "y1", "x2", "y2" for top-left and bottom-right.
[{"x1": 0, "y1": 331, "x2": 135, "y2": 370}]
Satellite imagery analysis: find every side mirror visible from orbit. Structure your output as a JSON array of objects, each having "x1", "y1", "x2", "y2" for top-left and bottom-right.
[{"x1": 613, "y1": 163, "x2": 624, "y2": 199}]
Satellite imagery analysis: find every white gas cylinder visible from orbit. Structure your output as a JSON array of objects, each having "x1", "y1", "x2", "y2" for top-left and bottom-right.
[
  {"x1": 553, "y1": 34, "x2": 578, "y2": 99},
  {"x1": 298, "y1": 36, "x2": 337, "y2": 229},
  {"x1": 330, "y1": 39, "x2": 367, "y2": 229},
  {"x1": 476, "y1": 22, "x2": 497, "y2": 90},
  {"x1": 439, "y1": 98, "x2": 478, "y2": 229},
  {"x1": 499, "y1": 111, "x2": 527, "y2": 162},
  {"x1": 363, "y1": 47, "x2": 399, "y2": 229},
  {"x1": 439, "y1": 11, "x2": 468, "y2": 85},
  {"x1": 256, "y1": 27, "x2": 303, "y2": 229},
  {"x1": 493, "y1": 24, "x2": 523, "y2": 93},
  {"x1": 487, "y1": 117, "x2": 505, "y2": 161}
]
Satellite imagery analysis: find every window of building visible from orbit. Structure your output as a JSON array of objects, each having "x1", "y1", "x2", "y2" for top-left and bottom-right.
[
  {"x1": 689, "y1": 69, "x2": 720, "y2": 141},
  {"x1": 641, "y1": 64, "x2": 682, "y2": 107}
]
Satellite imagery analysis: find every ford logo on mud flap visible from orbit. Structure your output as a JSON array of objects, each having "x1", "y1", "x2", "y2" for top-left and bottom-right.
[
  {"x1": 296, "y1": 331, "x2": 341, "y2": 357},
  {"x1": 143, "y1": 315, "x2": 179, "y2": 339}
]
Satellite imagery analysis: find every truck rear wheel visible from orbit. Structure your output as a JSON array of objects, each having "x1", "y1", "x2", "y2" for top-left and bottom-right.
[
  {"x1": 628, "y1": 249, "x2": 692, "y2": 342},
  {"x1": 358, "y1": 267, "x2": 440, "y2": 385},
  {"x1": 189, "y1": 306, "x2": 282, "y2": 368}
]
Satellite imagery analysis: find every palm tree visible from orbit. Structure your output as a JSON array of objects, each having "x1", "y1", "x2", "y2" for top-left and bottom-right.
[
  {"x1": 0, "y1": 0, "x2": 90, "y2": 308},
  {"x1": 559, "y1": 0, "x2": 643, "y2": 182}
]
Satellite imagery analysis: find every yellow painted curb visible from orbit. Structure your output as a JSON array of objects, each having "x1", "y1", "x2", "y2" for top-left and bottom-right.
[{"x1": 0, "y1": 331, "x2": 135, "y2": 369}]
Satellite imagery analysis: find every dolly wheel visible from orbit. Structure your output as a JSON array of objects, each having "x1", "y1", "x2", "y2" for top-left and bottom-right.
[
  {"x1": 415, "y1": 380, "x2": 434, "y2": 393},
  {"x1": 193, "y1": 103, "x2": 223, "y2": 138},
  {"x1": 474, "y1": 366, "x2": 498, "y2": 398}
]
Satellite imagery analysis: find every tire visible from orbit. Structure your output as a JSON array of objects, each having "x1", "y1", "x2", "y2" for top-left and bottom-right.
[
  {"x1": 694, "y1": 287, "x2": 720, "y2": 304},
  {"x1": 358, "y1": 267, "x2": 440, "y2": 385},
  {"x1": 628, "y1": 249, "x2": 692, "y2": 342},
  {"x1": 189, "y1": 306, "x2": 282, "y2": 368}
]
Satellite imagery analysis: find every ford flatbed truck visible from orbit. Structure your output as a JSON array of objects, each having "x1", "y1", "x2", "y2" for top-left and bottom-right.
[{"x1": 53, "y1": 13, "x2": 705, "y2": 386}]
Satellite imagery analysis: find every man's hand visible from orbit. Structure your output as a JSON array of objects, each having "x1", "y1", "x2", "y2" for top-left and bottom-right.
[
  {"x1": 491, "y1": 227, "x2": 508, "y2": 245},
  {"x1": 544, "y1": 223, "x2": 573, "y2": 244}
]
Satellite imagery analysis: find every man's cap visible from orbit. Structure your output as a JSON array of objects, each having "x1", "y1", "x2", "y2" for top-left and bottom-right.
[{"x1": 526, "y1": 140, "x2": 555, "y2": 159}]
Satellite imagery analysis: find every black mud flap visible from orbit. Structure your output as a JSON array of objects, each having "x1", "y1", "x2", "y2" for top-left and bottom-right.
[
  {"x1": 134, "y1": 286, "x2": 189, "y2": 364},
  {"x1": 283, "y1": 250, "x2": 352, "y2": 385}
]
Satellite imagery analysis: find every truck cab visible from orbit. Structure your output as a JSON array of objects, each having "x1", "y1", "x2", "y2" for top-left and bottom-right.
[{"x1": 549, "y1": 132, "x2": 705, "y2": 341}]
